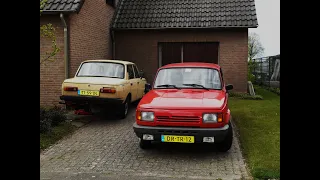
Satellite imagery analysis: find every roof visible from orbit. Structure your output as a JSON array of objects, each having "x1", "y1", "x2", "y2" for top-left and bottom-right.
[
  {"x1": 160, "y1": 62, "x2": 221, "y2": 69},
  {"x1": 82, "y1": 59, "x2": 135, "y2": 65},
  {"x1": 40, "y1": 0, "x2": 85, "y2": 14},
  {"x1": 112, "y1": 0, "x2": 258, "y2": 29}
]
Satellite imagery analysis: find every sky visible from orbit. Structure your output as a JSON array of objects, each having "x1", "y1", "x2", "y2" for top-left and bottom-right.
[{"x1": 249, "y1": 0, "x2": 280, "y2": 58}]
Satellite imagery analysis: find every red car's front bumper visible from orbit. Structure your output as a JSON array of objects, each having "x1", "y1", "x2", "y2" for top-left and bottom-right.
[{"x1": 133, "y1": 122, "x2": 230, "y2": 143}]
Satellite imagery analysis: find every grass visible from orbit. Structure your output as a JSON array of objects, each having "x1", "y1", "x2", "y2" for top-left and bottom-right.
[
  {"x1": 264, "y1": 86, "x2": 280, "y2": 96},
  {"x1": 40, "y1": 122, "x2": 77, "y2": 151},
  {"x1": 229, "y1": 86, "x2": 280, "y2": 179}
]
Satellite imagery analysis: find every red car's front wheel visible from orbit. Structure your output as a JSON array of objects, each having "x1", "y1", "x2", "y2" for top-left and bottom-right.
[
  {"x1": 215, "y1": 122, "x2": 233, "y2": 152},
  {"x1": 139, "y1": 139, "x2": 152, "y2": 149}
]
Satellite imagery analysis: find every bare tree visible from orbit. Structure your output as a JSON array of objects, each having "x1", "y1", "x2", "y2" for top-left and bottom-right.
[
  {"x1": 248, "y1": 32, "x2": 264, "y2": 61},
  {"x1": 248, "y1": 32, "x2": 264, "y2": 82}
]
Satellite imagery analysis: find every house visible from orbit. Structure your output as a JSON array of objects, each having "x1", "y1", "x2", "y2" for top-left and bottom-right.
[
  {"x1": 40, "y1": 0, "x2": 258, "y2": 106},
  {"x1": 40, "y1": 0, "x2": 118, "y2": 106},
  {"x1": 111, "y1": 0, "x2": 258, "y2": 92}
]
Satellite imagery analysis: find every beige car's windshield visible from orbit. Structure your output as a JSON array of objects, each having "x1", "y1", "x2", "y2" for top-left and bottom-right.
[{"x1": 77, "y1": 62, "x2": 125, "y2": 79}]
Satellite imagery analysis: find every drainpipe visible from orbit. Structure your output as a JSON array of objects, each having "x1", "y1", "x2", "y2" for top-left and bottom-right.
[
  {"x1": 60, "y1": 13, "x2": 69, "y2": 79},
  {"x1": 111, "y1": 30, "x2": 116, "y2": 59}
]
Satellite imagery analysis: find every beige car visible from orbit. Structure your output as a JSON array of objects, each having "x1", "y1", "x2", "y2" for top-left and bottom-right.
[{"x1": 60, "y1": 60, "x2": 148, "y2": 118}]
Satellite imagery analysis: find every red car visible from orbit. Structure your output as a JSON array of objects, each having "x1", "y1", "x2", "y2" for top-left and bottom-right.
[{"x1": 133, "y1": 62, "x2": 234, "y2": 152}]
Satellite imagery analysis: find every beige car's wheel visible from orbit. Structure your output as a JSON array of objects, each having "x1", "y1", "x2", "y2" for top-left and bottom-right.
[{"x1": 119, "y1": 97, "x2": 130, "y2": 119}]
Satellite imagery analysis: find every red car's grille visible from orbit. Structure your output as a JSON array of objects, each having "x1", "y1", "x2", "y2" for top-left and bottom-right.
[{"x1": 156, "y1": 116, "x2": 200, "y2": 123}]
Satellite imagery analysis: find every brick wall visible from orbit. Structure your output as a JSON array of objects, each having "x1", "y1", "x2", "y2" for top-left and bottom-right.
[
  {"x1": 40, "y1": 0, "x2": 115, "y2": 106},
  {"x1": 69, "y1": 0, "x2": 115, "y2": 77},
  {"x1": 114, "y1": 29, "x2": 248, "y2": 92},
  {"x1": 40, "y1": 15, "x2": 65, "y2": 106}
]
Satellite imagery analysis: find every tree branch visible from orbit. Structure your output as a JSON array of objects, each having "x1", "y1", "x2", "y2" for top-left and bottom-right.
[
  {"x1": 248, "y1": 32, "x2": 264, "y2": 59},
  {"x1": 40, "y1": 24, "x2": 60, "y2": 65}
]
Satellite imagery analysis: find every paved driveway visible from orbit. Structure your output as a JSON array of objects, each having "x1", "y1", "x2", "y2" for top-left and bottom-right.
[{"x1": 40, "y1": 107, "x2": 250, "y2": 180}]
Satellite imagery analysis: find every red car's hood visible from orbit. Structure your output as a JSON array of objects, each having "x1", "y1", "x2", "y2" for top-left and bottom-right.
[{"x1": 139, "y1": 89, "x2": 226, "y2": 110}]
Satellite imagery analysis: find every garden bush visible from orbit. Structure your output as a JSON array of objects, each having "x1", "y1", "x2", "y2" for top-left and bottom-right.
[
  {"x1": 46, "y1": 106, "x2": 67, "y2": 126},
  {"x1": 40, "y1": 106, "x2": 67, "y2": 133},
  {"x1": 265, "y1": 87, "x2": 280, "y2": 95},
  {"x1": 229, "y1": 92, "x2": 263, "y2": 100},
  {"x1": 40, "y1": 107, "x2": 52, "y2": 133}
]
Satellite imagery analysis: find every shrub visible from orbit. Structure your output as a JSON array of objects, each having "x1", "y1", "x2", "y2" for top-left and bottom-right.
[
  {"x1": 248, "y1": 59, "x2": 257, "y2": 82},
  {"x1": 40, "y1": 107, "x2": 52, "y2": 133},
  {"x1": 229, "y1": 92, "x2": 263, "y2": 100},
  {"x1": 258, "y1": 85, "x2": 280, "y2": 95},
  {"x1": 40, "y1": 106, "x2": 67, "y2": 133},
  {"x1": 46, "y1": 106, "x2": 67, "y2": 126},
  {"x1": 266, "y1": 87, "x2": 280, "y2": 95}
]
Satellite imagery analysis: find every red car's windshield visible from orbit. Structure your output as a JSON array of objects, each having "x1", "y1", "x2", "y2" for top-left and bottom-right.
[{"x1": 154, "y1": 67, "x2": 222, "y2": 90}]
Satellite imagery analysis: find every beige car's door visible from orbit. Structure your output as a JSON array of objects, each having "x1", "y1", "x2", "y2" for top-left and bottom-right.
[
  {"x1": 133, "y1": 64, "x2": 147, "y2": 99},
  {"x1": 127, "y1": 64, "x2": 138, "y2": 101}
]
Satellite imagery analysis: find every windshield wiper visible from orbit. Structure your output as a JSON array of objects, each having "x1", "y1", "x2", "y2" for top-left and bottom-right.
[
  {"x1": 106, "y1": 76, "x2": 122, "y2": 78},
  {"x1": 77, "y1": 75, "x2": 121, "y2": 78},
  {"x1": 183, "y1": 84, "x2": 209, "y2": 90},
  {"x1": 77, "y1": 75, "x2": 106, "y2": 77},
  {"x1": 157, "y1": 84, "x2": 181, "y2": 89}
]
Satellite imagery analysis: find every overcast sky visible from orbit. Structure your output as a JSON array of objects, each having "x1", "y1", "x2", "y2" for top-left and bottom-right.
[{"x1": 249, "y1": 0, "x2": 280, "y2": 58}]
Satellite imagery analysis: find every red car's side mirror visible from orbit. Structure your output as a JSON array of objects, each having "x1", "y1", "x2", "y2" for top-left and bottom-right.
[
  {"x1": 226, "y1": 84, "x2": 233, "y2": 91},
  {"x1": 145, "y1": 83, "x2": 152, "y2": 93}
]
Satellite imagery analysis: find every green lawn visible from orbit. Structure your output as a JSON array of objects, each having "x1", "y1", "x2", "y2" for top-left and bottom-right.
[
  {"x1": 229, "y1": 86, "x2": 280, "y2": 179},
  {"x1": 40, "y1": 122, "x2": 76, "y2": 151}
]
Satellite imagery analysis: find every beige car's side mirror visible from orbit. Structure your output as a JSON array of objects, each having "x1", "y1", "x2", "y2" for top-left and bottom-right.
[{"x1": 139, "y1": 71, "x2": 144, "y2": 79}]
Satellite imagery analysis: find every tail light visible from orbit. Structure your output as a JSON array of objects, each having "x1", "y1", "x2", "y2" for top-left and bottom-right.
[
  {"x1": 64, "y1": 87, "x2": 78, "y2": 91},
  {"x1": 100, "y1": 87, "x2": 116, "y2": 93},
  {"x1": 217, "y1": 114, "x2": 223, "y2": 123}
]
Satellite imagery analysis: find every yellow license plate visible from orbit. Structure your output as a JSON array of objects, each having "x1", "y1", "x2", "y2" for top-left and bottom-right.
[
  {"x1": 78, "y1": 90, "x2": 100, "y2": 96},
  {"x1": 161, "y1": 135, "x2": 194, "y2": 143}
]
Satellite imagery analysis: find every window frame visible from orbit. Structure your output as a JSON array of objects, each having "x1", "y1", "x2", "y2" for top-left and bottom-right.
[
  {"x1": 127, "y1": 64, "x2": 135, "y2": 79},
  {"x1": 133, "y1": 64, "x2": 141, "y2": 78},
  {"x1": 220, "y1": 67, "x2": 224, "y2": 85}
]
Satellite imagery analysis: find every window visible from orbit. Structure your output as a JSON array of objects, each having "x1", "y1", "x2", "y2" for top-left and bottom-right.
[
  {"x1": 127, "y1": 65, "x2": 135, "y2": 79},
  {"x1": 77, "y1": 62, "x2": 124, "y2": 79},
  {"x1": 154, "y1": 68, "x2": 222, "y2": 89},
  {"x1": 133, "y1": 65, "x2": 140, "y2": 78}
]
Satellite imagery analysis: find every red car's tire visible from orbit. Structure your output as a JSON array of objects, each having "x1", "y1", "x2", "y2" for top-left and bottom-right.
[
  {"x1": 139, "y1": 139, "x2": 152, "y2": 149},
  {"x1": 216, "y1": 122, "x2": 233, "y2": 152}
]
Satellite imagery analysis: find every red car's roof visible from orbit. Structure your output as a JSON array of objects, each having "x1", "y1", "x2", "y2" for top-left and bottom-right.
[{"x1": 160, "y1": 62, "x2": 220, "y2": 69}]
